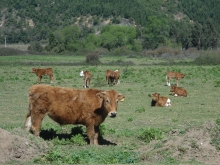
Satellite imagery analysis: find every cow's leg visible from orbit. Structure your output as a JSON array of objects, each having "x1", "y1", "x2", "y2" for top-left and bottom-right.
[
  {"x1": 31, "y1": 111, "x2": 45, "y2": 136},
  {"x1": 83, "y1": 78, "x2": 87, "y2": 88},
  {"x1": 176, "y1": 79, "x2": 179, "y2": 86},
  {"x1": 106, "y1": 76, "x2": 109, "y2": 85},
  {"x1": 85, "y1": 78, "x2": 88, "y2": 88},
  {"x1": 117, "y1": 79, "x2": 120, "y2": 84},
  {"x1": 86, "y1": 124, "x2": 97, "y2": 145},
  {"x1": 115, "y1": 78, "x2": 118, "y2": 85},
  {"x1": 38, "y1": 76, "x2": 42, "y2": 84},
  {"x1": 50, "y1": 75, "x2": 53, "y2": 84},
  {"x1": 94, "y1": 126, "x2": 100, "y2": 145},
  {"x1": 167, "y1": 76, "x2": 171, "y2": 86},
  {"x1": 87, "y1": 78, "x2": 90, "y2": 88},
  {"x1": 24, "y1": 103, "x2": 32, "y2": 132}
]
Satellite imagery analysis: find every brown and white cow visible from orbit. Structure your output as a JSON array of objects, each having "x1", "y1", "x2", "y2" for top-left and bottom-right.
[
  {"x1": 32, "y1": 68, "x2": 54, "y2": 84},
  {"x1": 80, "y1": 70, "x2": 92, "y2": 88},
  {"x1": 24, "y1": 84, "x2": 125, "y2": 145},
  {"x1": 166, "y1": 71, "x2": 185, "y2": 86},
  {"x1": 151, "y1": 92, "x2": 172, "y2": 107},
  {"x1": 106, "y1": 70, "x2": 120, "y2": 85},
  {"x1": 170, "y1": 85, "x2": 187, "y2": 97}
]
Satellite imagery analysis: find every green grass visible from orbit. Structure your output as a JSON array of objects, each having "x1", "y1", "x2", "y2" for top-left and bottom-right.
[{"x1": 0, "y1": 55, "x2": 220, "y2": 164}]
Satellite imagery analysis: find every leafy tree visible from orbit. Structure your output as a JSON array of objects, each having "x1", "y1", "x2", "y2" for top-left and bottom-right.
[
  {"x1": 192, "y1": 22, "x2": 203, "y2": 49},
  {"x1": 142, "y1": 16, "x2": 170, "y2": 49},
  {"x1": 85, "y1": 34, "x2": 101, "y2": 50},
  {"x1": 100, "y1": 25, "x2": 137, "y2": 51}
]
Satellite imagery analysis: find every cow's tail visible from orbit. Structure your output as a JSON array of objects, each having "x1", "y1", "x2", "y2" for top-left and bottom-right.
[
  {"x1": 24, "y1": 100, "x2": 32, "y2": 132},
  {"x1": 166, "y1": 75, "x2": 168, "y2": 81}
]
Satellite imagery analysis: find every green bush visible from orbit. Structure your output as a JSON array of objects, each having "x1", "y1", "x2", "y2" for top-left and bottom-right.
[
  {"x1": 138, "y1": 128, "x2": 163, "y2": 143},
  {"x1": 70, "y1": 134, "x2": 87, "y2": 146},
  {"x1": 194, "y1": 51, "x2": 220, "y2": 65},
  {"x1": 28, "y1": 42, "x2": 43, "y2": 52},
  {"x1": 86, "y1": 52, "x2": 100, "y2": 64},
  {"x1": 135, "y1": 107, "x2": 145, "y2": 113}
]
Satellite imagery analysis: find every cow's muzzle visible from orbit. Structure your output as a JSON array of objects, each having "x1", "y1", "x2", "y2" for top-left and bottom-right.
[{"x1": 109, "y1": 112, "x2": 117, "y2": 118}]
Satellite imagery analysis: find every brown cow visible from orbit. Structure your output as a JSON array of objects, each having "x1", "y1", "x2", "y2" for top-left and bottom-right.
[
  {"x1": 166, "y1": 71, "x2": 185, "y2": 87},
  {"x1": 106, "y1": 70, "x2": 120, "y2": 85},
  {"x1": 151, "y1": 93, "x2": 172, "y2": 107},
  {"x1": 24, "y1": 84, "x2": 125, "y2": 145},
  {"x1": 170, "y1": 85, "x2": 187, "y2": 97},
  {"x1": 80, "y1": 70, "x2": 92, "y2": 88},
  {"x1": 32, "y1": 68, "x2": 54, "y2": 84}
]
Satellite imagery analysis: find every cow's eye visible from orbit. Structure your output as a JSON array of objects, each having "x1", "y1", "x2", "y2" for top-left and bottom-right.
[
  {"x1": 116, "y1": 99, "x2": 118, "y2": 104},
  {"x1": 106, "y1": 99, "x2": 110, "y2": 103}
]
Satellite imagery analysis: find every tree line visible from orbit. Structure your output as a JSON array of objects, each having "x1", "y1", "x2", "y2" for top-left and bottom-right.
[{"x1": 0, "y1": 0, "x2": 219, "y2": 52}]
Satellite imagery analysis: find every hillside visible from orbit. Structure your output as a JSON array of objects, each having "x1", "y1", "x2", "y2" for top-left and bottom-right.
[{"x1": 0, "y1": 0, "x2": 219, "y2": 52}]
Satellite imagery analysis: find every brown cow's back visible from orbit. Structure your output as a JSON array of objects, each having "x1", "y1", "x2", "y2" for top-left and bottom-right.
[{"x1": 29, "y1": 85, "x2": 103, "y2": 124}]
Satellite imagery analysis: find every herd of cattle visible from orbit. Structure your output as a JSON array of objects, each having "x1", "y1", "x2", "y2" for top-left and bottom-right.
[{"x1": 26, "y1": 67, "x2": 187, "y2": 144}]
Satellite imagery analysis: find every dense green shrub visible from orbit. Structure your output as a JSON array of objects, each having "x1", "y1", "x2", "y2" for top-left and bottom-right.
[
  {"x1": 138, "y1": 128, "x2": 163, "y2": 143},
  {"x1": 28, "y1": 42, "x2": 43, "y2": 52},
  {"x1": 86, "y1": 52, "x2": 100, "y2": 64},
  {"x1": 194, "y1": 51, "x2": 220, "y2": 65}
]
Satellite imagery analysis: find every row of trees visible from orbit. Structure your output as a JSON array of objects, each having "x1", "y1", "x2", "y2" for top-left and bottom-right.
[{"x1": 43, "y1": 17, "x2": 218, "y2": 54}]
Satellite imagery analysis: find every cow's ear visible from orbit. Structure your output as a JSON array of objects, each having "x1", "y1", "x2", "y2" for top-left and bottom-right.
[
  {"x1": 96, "y1": 91, "x2": 106, "y2": 99},
  {"x1": 118, "y1": 94, "x2": 125, "y2": 102}
]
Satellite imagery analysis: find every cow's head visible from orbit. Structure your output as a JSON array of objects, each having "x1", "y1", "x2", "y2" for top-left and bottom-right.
[
  {"x1": 32, "y1": 68, "x2": 37, "y2": 73},
  {"x1": 80, "y1": 70, "x2": 84, "y2": 77},
  {"x1": 151, "y1": 93, "x2": 160, "y2": 101},
  {"x1": 170, "y1": 85, "x2": 177, "y2": 92},
  {"x1": 96, "y1": 90, "x2": 125, "y2": 118},
  {"x1": 180, "y1": 73, "x2": 185, "y2": 78}
]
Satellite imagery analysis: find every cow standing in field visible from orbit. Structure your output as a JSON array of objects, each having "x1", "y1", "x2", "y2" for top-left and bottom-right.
[
  {"x1": 80, "y1": 70, "x2": 92, "y2": 88},
  {"x1": 166, "y1": 71, "x2": 185, "y2": 86},
  {"x1": 170, "y1": 85, "x2": 187, "y2": 97},
  {"x1": 106, "y1": 70, "x2": 120, "y2": 85},
  {"x1": 24, "y1": 84, "x2": 125, "y2": 145},
  {"x1": 32, "y1": 68, "x2": 54, "y2": 84},
  {"x1": 151, "y1": 92, "x2": 172, "y2": 107}
]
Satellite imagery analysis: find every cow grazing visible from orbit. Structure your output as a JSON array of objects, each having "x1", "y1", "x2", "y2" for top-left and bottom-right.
[
  {"x1": 166, "y1": 71, "x2": 185, "y2": 86},
  {"x1": 32, "y1": 68, "x2": 54, "y2": 84},
  {"x1": 151, "y1": 93, "x2": 172, "y2": 107},
  {"x1": 80, "y1": 70, "x2": 92, "y2": 88},
  {"x1": 170, "y1": 85, "x2": 187, "y2": 97},
  {"x1": 24, "y1": 84, "x2": 125, "y2": 145},
  {"x1": 106, "y1": 70, "x2": 120, "y2": 85}
]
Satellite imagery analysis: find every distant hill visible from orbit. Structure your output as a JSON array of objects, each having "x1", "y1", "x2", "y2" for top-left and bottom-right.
[{"x1": 0, "y1": 0, "x2": 219, "y2": 51}]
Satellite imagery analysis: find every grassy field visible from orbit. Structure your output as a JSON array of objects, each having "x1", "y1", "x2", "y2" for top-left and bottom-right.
[{"x1": 0, "y1": 55, "x2": 220, "y2": 164}]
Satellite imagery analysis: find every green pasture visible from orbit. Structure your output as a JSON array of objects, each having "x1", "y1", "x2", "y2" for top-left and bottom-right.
[{"x1": 0, "y1": 55, "x2": 220, "y2": 164}]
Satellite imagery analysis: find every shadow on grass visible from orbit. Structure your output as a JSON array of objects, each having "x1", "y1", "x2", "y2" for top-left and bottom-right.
[{"x1": 39, "y1": 126, "x2": 116, "y2": 146}]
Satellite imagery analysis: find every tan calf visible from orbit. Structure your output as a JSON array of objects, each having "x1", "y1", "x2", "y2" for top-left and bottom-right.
[
  {"x1": 170, "y1": 85, "x2": 187, "y2": 97},
  {"x1": 166, "y1": 71, "x2": 185, "y2": 86},
  {"x1": 106, "y1": 70, "x2": 120, "y2": 85},
  {"x1": 151, "y1": 93, "x2": 172, "y2": 107},
  {"x1": 32, "y1": 68, "x2": 53, "y2": 84},
  {"x1": 80, "y1": 70, "x2": 92, "y2": 88}
]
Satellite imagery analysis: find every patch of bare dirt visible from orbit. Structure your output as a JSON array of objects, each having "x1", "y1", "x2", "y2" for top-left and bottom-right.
[
  {"x1": 0, "y1": 127, "x2": 49, "y2": 163},
  {"x1": 141, "y1": 121, "x2": 220, "y2": 164}
]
